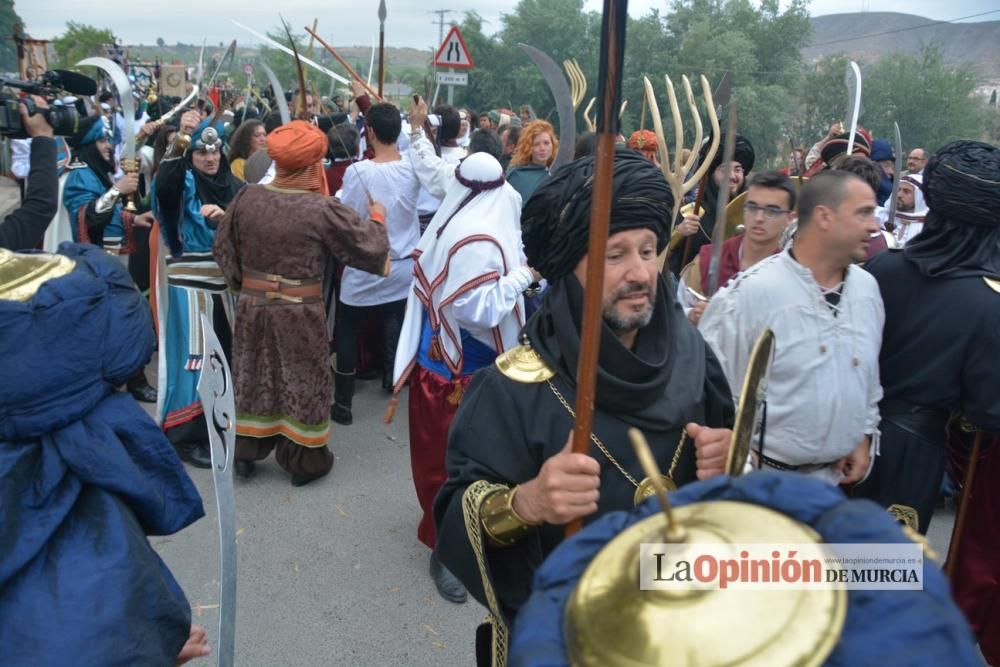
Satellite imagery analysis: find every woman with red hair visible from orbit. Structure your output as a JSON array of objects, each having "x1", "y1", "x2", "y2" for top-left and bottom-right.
[{"x1": 506, "y1": 119, "x2": 558, "y2": 203}]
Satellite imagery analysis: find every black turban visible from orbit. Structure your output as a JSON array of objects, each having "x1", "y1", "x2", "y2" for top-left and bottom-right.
[
  {"x1": 521, "y1": 149, "x2": 674, "y2": 281},
  {"x1": 699, "y1": 133, "x2": 755, "y2": 175},
  {"x1": 904, "y1": 140, "x2": 1000, "y2": 279}
]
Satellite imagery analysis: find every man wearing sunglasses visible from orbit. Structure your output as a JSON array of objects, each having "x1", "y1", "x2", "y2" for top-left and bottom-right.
[{"x1": 679, "y1": 171, "x2": 796, "y2": 326}]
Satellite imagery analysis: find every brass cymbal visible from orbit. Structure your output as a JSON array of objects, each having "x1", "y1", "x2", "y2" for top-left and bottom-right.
[
  {"x1": 565, "y1": 500, "x2": 846, "y2": 667},
  {"x1": 727, "y1": 328, "x2": 775, "y2": 476},
  {"x1": 0, "y1": 249, "x2": 76, "y2": 302}
]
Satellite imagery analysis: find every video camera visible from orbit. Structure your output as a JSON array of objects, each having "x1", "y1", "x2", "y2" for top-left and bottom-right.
[{"x1": 0, "y1": 69, "x2": 98, "y2": 139}]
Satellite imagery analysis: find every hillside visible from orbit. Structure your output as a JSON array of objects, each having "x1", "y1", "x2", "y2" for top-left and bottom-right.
[
  {"x1": 124, "y1": 43, "x2": 430, "y2": 71},
  {"x1": 805, "y1": 12, "x2": 1000, "y2": 75}
]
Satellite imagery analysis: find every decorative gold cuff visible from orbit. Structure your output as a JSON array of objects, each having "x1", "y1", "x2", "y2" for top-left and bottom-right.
[{"x1": 480, "y1": 485, "x2": 541, "y2": 548}]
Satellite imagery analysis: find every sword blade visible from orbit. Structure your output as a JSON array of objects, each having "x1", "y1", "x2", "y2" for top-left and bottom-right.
[
  {"x1": 885, "y1": 121, "x2": 903, "y2": 238},
  {"x1": 706, "y1": 104, "x2": 738, "y2": 297},
  {"x1": 258, "y1": 62, "x2": 291, "y2": 125},
  {"x1": 231, "y1": 20, "x2": 350, "y2": 86},
  {"x1": 844, "y1": 61, "x2": 862, "y2": 155},
  {"x1": 518, "y1": 44, "x2": 577, "y2": 171},
  {"x1": 77, "y1": 57, "x2": 136, "y2": 160},
  {"x1": 195, "y1": 314, "x2": 237, "y2": 667}
]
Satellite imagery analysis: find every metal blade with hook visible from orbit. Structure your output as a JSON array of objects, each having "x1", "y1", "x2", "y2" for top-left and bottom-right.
[{"x1": 195, "y1": 314, "x2": 238, "y2": 667}]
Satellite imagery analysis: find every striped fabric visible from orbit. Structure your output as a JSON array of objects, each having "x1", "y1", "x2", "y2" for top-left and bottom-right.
[{"x1": 236, "y1": 413, "x2": 330, "y2": 448}]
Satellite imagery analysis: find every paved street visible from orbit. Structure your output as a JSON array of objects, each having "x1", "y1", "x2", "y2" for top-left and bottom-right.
[{"x1": 150, "y1": 379, "x2": 481, "y2": 666}]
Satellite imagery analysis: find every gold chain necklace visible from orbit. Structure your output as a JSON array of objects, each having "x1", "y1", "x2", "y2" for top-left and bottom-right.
[{"x1": 546, "y1": 380, "x2": 686, "y2": 506}]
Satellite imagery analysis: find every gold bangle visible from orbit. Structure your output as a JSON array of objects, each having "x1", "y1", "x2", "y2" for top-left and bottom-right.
[{"x1": 480, "y1": 485, "x2": 541, "y2": 548}]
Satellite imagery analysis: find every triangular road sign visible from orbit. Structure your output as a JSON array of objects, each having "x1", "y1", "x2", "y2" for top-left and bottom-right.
[{"x1": 434, "y1": 26, "x2": 475, "y2": 69}]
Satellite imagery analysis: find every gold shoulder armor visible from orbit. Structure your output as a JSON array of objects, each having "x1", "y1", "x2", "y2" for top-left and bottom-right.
[
  {"x1": 494, "y1": 344, "x2": 555, "y2": 383},
  {"x1": 985, "y1": 277, "x2": 1000, "y2": 294},
  {"x1": 0, "y1": 248, "x2": 76, "y2": 302}
]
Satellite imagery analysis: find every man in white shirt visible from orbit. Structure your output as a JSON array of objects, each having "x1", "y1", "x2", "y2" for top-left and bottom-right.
[
  {"x1": 700, "y1": 170, "x2": 884, "y2": 485},
  {"x1": 336, "y1": 102, "x2": 422, "y2": 417}
]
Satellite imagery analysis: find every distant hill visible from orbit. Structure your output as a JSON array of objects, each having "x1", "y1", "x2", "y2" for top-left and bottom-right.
[
  {"x1": 124, "y1": 43, "x2": 430, "y2": 71},
  {"x1": 804, "y1": 12, "x2": 1000, "y2": 76}
]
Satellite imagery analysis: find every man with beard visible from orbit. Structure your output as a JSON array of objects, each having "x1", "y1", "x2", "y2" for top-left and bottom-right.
[
  {"x1": 433, "y1": 151, "x2": 735, "y2": 630},
  {"x1": 669, "y1": 134, "x2": 754, "y2": 276},
  {"x1": 63, "y1": 114, "x2": 139, "y2": 252},
  {"x1": 152, "y1": 110, "x2": 244, "y2": 468},
  {"x1": 700, "y1": 171, "x2": 883, "y2": 484},
  {"x1": 879, "y1": 174, "x2": 929, "y2": 248},
  {"x1": 854, "y1": 141, "x2": 1000, "y2": 534},
  {"x1": 213, "y1": 120, "x2": 390, "y2": 486}
]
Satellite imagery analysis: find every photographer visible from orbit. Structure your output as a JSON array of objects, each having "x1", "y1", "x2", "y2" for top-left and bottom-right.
[{"x1": 0, "y1": 96, "x2": 59, "y2": 251}]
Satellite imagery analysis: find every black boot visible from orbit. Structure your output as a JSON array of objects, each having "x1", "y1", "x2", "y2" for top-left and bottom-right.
[
  {"x1": 235, "y1": 460, "x2": 255, "y2": 479},
  {"x1": 331, "y1": 371, "x2": 354, "y2": 425},
  {"x1": 430, "y1": 552, "x2": 467, "y2": 604},
  {"x1": 174, "y1": 441, "x2": 212, "y2": 469},
  {"x1": 127, "y1": 373, "x2": 157, "y2": 403}
]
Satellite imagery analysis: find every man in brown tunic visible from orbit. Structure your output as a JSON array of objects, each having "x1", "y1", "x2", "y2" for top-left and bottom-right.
[{"x1": 214, "y1": 120, "x2": 390, "y2": 486}]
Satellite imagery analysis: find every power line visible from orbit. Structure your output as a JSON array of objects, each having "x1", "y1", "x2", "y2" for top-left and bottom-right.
[
  {"x1": 430, "y1": 9, "x2": 456, "y2": 45},
  {"x1": 809, "y1": 9, "x2": 1000, "y2": 48}
]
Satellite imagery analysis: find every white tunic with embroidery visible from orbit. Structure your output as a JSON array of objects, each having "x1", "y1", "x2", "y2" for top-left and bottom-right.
[{"x1": 699, "y1": 250, "x2": 884, "y2": 483}]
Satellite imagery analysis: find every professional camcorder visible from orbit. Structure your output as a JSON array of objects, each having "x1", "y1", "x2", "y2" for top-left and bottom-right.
[{"x1": 0, "y1": 69, "x2": 98, "y2": 139}]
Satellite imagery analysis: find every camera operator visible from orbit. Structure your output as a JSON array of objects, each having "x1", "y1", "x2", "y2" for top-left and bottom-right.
[{"x1": 0, "y1": 95, "x2": 59, "y2": 251}]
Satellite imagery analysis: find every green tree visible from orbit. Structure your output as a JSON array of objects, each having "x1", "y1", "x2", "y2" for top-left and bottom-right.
[
  {"x1": 0, "y1": 0, "x2": 23, "y2": 71},
  {"x1": 862, "y1": 45, "x2": 988, "y2": 151},
  {"x1": 52, "y1": 22, "x2": 116, "y2": 68},
  {"x1": 796, "y1": 53, "x2": 852, "y2": 150}
]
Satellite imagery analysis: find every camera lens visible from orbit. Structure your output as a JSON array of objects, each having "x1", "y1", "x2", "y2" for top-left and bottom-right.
[{"x1": 45, "y1": 106, "x2": 78, "y2": 137}]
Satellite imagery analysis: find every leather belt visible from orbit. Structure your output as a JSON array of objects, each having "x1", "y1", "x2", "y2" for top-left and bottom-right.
[
  {"x1": 241, "y1": 270, "x2": 322, "y2": 304},
  {"x1": 879, "y1": 399, "x2": 949, "y2": 443},
  {"x1": 755, "y1": 451, "x2": 838, "y2": 474}
]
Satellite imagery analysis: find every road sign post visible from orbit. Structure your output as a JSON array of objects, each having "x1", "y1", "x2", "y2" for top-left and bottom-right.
[{"x1": 433, "y1": 26, "x2": 474, "y2": 107}]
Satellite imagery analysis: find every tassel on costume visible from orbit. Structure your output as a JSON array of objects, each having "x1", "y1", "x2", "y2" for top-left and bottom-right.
[{"x1": 383, "y1": 395, "x2": 399, "y2": 424}]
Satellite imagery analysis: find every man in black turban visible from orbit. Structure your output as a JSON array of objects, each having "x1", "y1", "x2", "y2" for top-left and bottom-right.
[
  {"x1": 855, "y1": 140, "x2": 1000, "y2": 534},
  {"x1": 668, "y1": 133, "x2": 755, "y2": 275},
  {"x1": 432, "y1": 151, "x2": 736, "y2": 649}
]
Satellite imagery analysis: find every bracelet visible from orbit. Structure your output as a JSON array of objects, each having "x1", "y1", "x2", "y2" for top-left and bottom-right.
[
  {"x1": 523, "y1": 281, "x2": 542, "y2": 299},
  {"x1": 369, "y1": 211, "x2": 385, "y2": 224},
  {"x1": 480, "y1": 485, "x2": 541, "y2": 548}
]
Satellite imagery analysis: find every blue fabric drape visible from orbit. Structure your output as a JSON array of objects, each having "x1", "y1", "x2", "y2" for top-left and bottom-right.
[{"x1": 0, "y1": 244, "x2": 205, "y2": 666}]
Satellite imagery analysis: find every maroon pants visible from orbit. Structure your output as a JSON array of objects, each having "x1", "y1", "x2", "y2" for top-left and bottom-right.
[
  {"x1": 949, "y1": 431, "x2": 1000, "y2": 665},
  {"x1": 408, "y1": 365, "x2": 472, "y2": 549}
]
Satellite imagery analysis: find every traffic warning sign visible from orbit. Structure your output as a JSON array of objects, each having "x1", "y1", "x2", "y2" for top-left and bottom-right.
[{"x1": 433, "y1": 26, "x2": 475, "y2": 69}]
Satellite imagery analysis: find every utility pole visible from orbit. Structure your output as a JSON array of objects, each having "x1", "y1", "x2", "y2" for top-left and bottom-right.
[{"x1": 430, "y1": 9, "x2": 455, "y2": 45}]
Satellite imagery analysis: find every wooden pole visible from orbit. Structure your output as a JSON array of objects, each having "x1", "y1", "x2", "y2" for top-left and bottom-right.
[
  {"x1": 377, "y1": 0, "x2": 387, "y2": 98},
  {"x1": 304, "y1": 27, "x2": 383, "y2": 102},
  {"x1": 566, "y1": 0, "x2": 629, "y2": 537},
  {"x1": 945, "y1": 430, "x2": 984, "y2": 580}
]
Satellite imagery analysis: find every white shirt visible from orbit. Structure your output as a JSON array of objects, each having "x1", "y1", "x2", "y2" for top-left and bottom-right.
[
  {"x1": 413, "y1": 140, "x2": 465, "y2": 214},
  {"x1": 11, "y1": 139, "x2": 31, "y2": 180},
  {"x1": 699, "y1": 250, "x2": 884, "y2": 483},
  {"x1": 409, "y1": 134, "x2": 465, "y2": 200},
  {"x1": 339, "y1": 152, "x2": 421, "y2": 306}
]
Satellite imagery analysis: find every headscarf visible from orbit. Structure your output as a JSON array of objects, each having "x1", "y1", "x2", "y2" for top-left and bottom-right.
[
  {"x1": 904, "y1": 140, "x2": 1000, "y2": 279},
  {"x1": 521, "y1": 149, "x2": 674, "y2": 282},
  {"x1": 67, "y1": 115, "x2": 115, "y2": 188},
  {"x1": 627, "y1": 130, "x2": 659, "y2": 162},
  {"x1": 267, "y1": 120, "x2": 330, "y2": 194}
]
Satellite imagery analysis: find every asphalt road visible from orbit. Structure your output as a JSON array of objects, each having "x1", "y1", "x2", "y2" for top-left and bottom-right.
[{"x1": 150, "y1": 379, "x2": 481, "y2": 667}]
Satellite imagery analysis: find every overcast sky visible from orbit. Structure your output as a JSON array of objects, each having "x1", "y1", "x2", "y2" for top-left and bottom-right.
[{"x1": 18, "y1": 0, "x2": 999, "y2": 51}]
